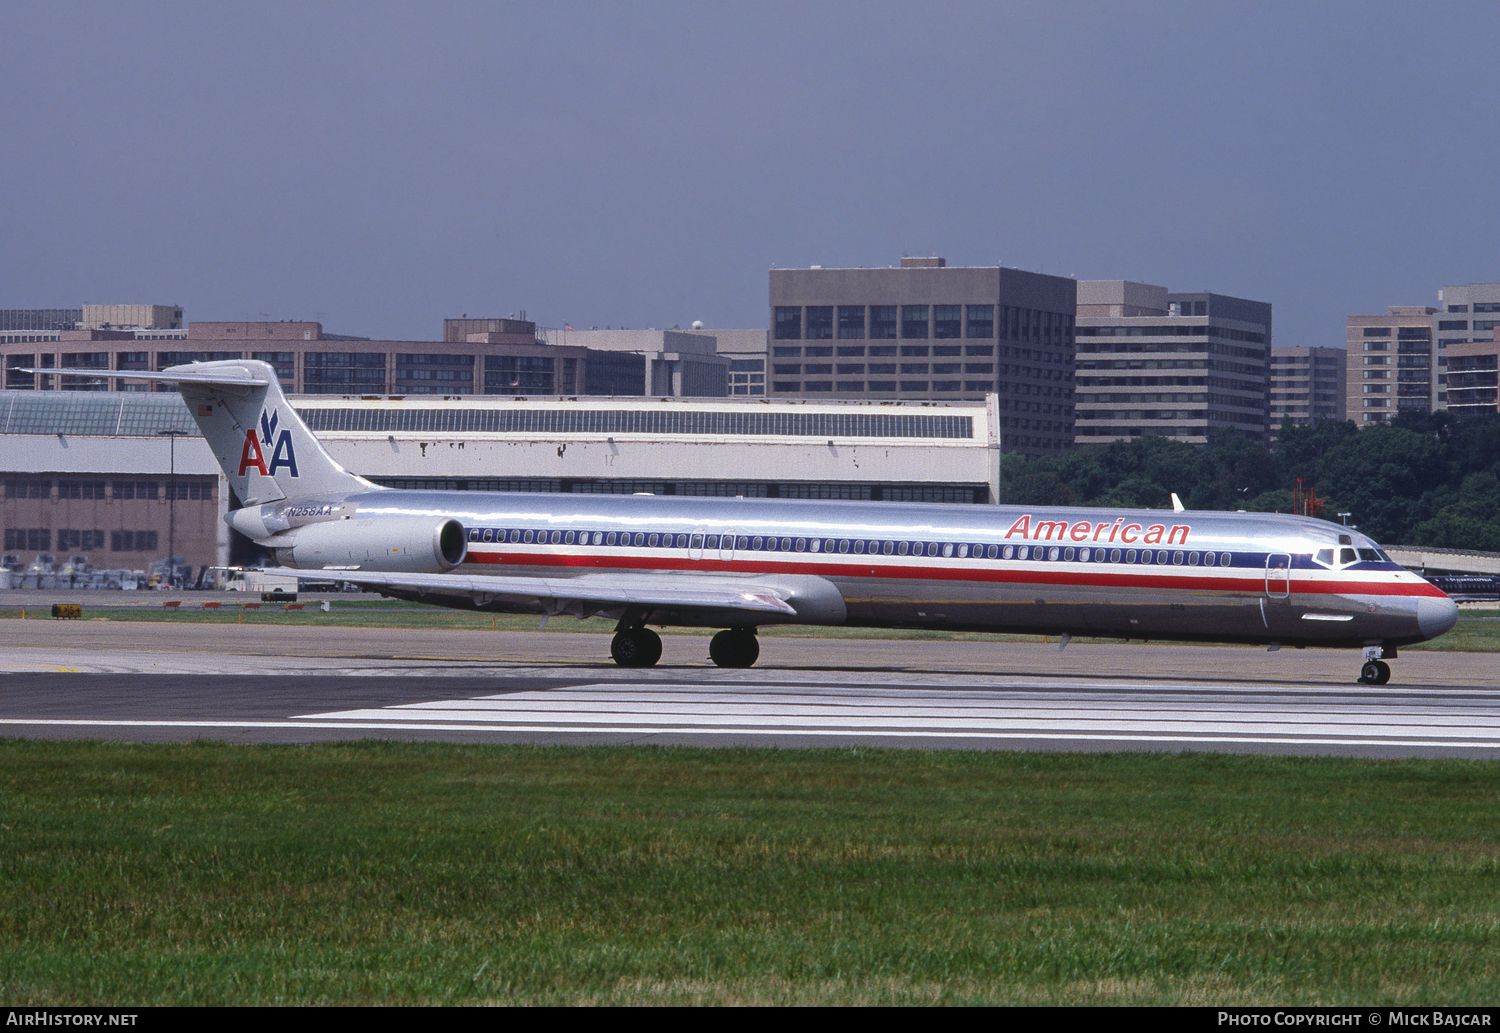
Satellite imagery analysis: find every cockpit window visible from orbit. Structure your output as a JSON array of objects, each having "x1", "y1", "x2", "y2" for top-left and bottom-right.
[{"x1": 1315, "y1": 544, "x2": 1390, "y2": 568}]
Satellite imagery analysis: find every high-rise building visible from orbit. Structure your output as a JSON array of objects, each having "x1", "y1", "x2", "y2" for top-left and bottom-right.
[
  {"x1": 1270, "y1": 346, "x2": 1347, "y2": 432},
  {"x1": 1445, "y1": 337, "x2": 1500, "y2": 417},
  {"x1": 1344, "y1": 306, "x2": 1437, "y2": 424},
  {"x1": 768, "y1": 257, "x2": 1077, "y2": 455},
  {"x1": 1344, "y1": 285, "x2": 1500, "y2": 424},
  {"x1": 1074, "y1": 281, "x2": 1272, "y2": 444},
  {"x1": 1433, "y1": 284, "x2": 1500, "y2": 417},
  {"x1": 1434, "y1": 285, "x2": 1500, "y2": 349}
]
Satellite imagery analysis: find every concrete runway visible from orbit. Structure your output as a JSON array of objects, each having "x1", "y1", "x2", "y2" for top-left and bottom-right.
[{"x1": 2, "y1": 618, "x2": 1499, "y2": 757}]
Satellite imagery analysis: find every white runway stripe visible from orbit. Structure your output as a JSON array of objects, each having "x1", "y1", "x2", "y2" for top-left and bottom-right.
[{"x1": 289, "y1": 682, "x2": 1500, "y2": 746}]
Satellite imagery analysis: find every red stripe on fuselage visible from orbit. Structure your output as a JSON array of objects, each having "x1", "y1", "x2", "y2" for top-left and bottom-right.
[{"x1": 459, "y1": 548, "x2": 1445, "y2": 599}]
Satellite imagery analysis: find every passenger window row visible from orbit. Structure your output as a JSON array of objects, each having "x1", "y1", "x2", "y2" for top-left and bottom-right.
[{"x1": 464, "y1": 526, "x2": 1237, "y2": 568}]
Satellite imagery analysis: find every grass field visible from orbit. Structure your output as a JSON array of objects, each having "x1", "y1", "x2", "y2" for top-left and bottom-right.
[
  {"x1": 3, "y1": 599, "x2": 1497, "y2": 1003},
  {"x1": 2, "y1": 741, "x2": 1499, "y2": 1006}
]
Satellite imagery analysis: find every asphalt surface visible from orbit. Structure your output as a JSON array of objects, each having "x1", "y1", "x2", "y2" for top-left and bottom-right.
[{"x1": 2, "y1": 616, "x2": 1498, "y2": 756}]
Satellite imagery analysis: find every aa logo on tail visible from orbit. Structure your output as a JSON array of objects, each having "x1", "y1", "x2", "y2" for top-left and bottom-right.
[{"x1": 239, "y1": 408, "x2": 299, "y2": 477}]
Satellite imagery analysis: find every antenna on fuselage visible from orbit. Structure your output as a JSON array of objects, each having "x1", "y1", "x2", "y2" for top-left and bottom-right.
[{"x1": 1171, "y1": 493, "x2": 1185, "y2": 513}]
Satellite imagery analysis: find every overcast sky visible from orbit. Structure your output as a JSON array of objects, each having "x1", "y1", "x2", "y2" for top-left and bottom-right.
[{"x1": 3, "y1": 1, "x2": 1495, "y2": 344}]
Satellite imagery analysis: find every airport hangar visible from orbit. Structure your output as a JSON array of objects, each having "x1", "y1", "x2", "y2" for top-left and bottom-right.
[{"x1": 0, "y1": 389, "x2": 1003, "y2": 578}]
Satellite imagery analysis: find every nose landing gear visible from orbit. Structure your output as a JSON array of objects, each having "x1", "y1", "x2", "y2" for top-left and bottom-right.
[{"x1": 1358, "y1": 645, "x2": 1394, "y2": 685}]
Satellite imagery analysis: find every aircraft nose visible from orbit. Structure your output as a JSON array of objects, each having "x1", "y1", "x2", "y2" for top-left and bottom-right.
[{"x1": 1417, "y1": 595, "x2": 1460, "y2": 640}]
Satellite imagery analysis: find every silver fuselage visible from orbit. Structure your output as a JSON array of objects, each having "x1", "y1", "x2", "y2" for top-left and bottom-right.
[{"x1": 258, "y1": 489, "x2": 1457, "y2": 649}]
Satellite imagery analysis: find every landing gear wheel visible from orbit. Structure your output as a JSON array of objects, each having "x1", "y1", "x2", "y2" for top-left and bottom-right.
[
  {"x1": 611, "y1": 627, "x2": 662, "y2": 667},
  {"x1": 709, "y1": 629, "x2": 760, "y2": 668},
  {"x1": 1360, "y1": 659, "x2": 1392, "y2": 685}
]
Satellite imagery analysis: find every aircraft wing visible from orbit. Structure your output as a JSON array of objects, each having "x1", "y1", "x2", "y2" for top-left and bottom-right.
[{"x1": 246, "y1": 567, "x2": 851, "y2": 624}]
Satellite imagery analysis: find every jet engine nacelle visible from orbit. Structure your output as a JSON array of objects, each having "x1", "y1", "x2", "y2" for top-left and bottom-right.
[{"x1": 270, "y1": 516, "x2": 467, "y2": 573}]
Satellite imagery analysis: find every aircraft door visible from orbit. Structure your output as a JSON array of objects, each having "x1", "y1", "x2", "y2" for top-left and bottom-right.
[
  {"x1": 719, "y1": 529, "x2": 736, "y2": 563},
  {"x1": 1265, "y1": 553, "x2": 1291, "y2": 599},
  {"x1": 689, "y1": 527, "x2": 706, "y2": 562}
]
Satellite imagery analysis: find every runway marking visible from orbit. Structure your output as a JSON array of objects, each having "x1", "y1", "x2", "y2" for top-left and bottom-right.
[
  {"x1": 274, "y1": 682, "x2": 1500, "y2": 749},
  {"x1": 8, "y1": 670, "x2": 1500, "y2": 752}
]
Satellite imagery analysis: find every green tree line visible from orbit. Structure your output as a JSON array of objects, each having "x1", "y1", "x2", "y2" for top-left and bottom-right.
[{"x1": 1000, "y1": 412, "x2": 1500, "y2": 549}]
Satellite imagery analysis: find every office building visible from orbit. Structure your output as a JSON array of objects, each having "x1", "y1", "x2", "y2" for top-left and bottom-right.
[
  {"x1": 535, "y1": 328, "x2": 731, "y2": 397},
  {"x1": 768, "y1": 257, "x2": 1077, "y2": 455},
  {"x1": 696, "y1": 328, "x2": 771, "y2": 397},
  {"x1": 1270, "y1": 346, "x2": 1346, "y2": 431},
  {"x1": 1433, "y1": 283, "x2": 1500, "y2": 418},
  {"x1": 0, "y1": 308, "x2": 84, "y2": 332},
  {"x1": 1434, "y1": 284, "x2": 1500, "y2": 350},
  {"x1": 0, "y1": 316, "x2": 723, "y2": 398},
  {"x1": 1345, "y1": 306, "x2": 1438, "y2": 423},
  {"x1": 1344, "y1": 285, "x2": 1500, "y2": 424},
  {"x1": 1074, "y1": 281, "x2": 1272, "y2": 444}
]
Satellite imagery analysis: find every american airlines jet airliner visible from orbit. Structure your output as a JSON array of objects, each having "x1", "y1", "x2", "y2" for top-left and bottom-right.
[{"x1": 38, "y1": 360, "x2": 1459, "y2": 683}]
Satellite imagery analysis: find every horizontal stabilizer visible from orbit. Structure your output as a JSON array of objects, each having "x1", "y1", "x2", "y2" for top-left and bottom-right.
[{"x1": 15, "y1": 366, "x2": 270, "y2": 388}]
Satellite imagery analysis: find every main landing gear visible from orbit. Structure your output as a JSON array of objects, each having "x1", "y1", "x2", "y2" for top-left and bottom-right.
[
  {"x1": 609, "y1": 614, "x2": 762, "y2": 669},
  {"x1": 1358, "y1": 645, "x2": 1394, "y2": 685},
  {"x1": 610, "y1": 615, "x2": 662, "y2": 668},
  {"x1": 709, "y1": 628, "x2": 759, "y2": 668}
]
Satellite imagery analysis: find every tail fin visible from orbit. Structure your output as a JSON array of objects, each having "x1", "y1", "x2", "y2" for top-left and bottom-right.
[
  {"x1": 165, "y1": 360, "x2": 376, "y2": 505},
  {"x1": 27, "y1": 359, "x2": 378, "y2": 505}
]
